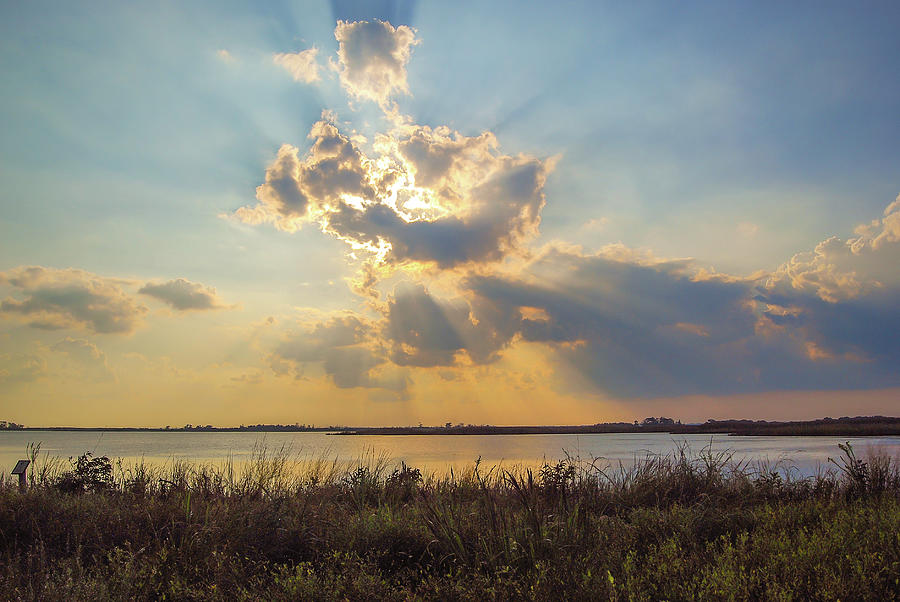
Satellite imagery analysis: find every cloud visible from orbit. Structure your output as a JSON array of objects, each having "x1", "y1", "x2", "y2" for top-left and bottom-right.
[
  {"x1": 51, "y1": 337, "x2": 115, "y2": 382},
  {"x1": 273, "y1": 48, "x2": 320, "y2": 83},
  {"x1": 234, "y1": 22, "x2": 555, "y2": 275},
  {"x1": 0, "y1": 353, "x2": 46, "y2": 385},
  {"x1": 233, "y1": 117, "x2": 554, "y2": 269},
  {"x1": 333, "y1": 19, "x2": 418, "y2": 108},
  {"x1": 0, "y1": 266, "x2": 147, "y2": 334},
  {"x1": 270, "y1": 314, "x2": 407, "y2": 391},
  {"x1": 372, "y1": 227, "x2": 900, "y2": 398},
  {"x1": 462, "y1": 247, "x2": 763, "y2": 398},
  {"x1": 460, "y1": 205, "x2": 900, "y2": 398},
  {"x1": 234, "y1": 20, "x2": 900, "y2": 402},
  {"x1": 384, "y1": 283, "x2": 517, "y2": 366},
  {"x1": 233, "y1": 119, "x2": 377, "y2": 231},
  {"x1": 138, "y1": 278, "x2": 228, "y2": 311},
  {"x1": 330, "y1": 0, "x2": 418, "y2": 26},
  {"x1": 230, "y1": 371, "x2": 263, "y2": 385},
  {"x1": 323, "y1": 126, "x2": 554, "y2": 268},
  {"x1": 0, "y1": 267, "x2": 229, "y2": 332},
  {"x1": 736, "y1": 221, "x2": 758, "y2": 238},
  {"x1": 275, "y1": 314, "x2": 370, "y2": 362},
  {"x1": 766, "y1": 195, "x2": 900, "y2": 303},
  {"x1": 752, "y1": 195, "x2": 900, "y2": 372},
  {"x1": 385, "y1": 284, "x2": 472, "y2": 367},
  {"x1": 217, "y1": 49, "x2": 236, "y2": 64}
]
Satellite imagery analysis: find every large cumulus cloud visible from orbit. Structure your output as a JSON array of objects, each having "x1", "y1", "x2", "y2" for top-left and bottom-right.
[
  {"x1": 233, "y1": 116, "x2": 554, "y2": 269},
  {"x1": 244, "y1": 19, "x2": 900, "y2": 402},
  {"x1": 235, "y1": 21, "x2": 554, "y2": 270}
]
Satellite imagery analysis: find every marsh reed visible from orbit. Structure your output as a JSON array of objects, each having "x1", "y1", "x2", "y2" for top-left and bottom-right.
[{"x1": 1, "y1": 441, "x2": 898, "y2": 600}]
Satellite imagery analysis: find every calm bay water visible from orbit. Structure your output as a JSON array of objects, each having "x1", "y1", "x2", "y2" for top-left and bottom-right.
[{"x1": 2, "y1": 431, "x2": 899, "y2": 477}]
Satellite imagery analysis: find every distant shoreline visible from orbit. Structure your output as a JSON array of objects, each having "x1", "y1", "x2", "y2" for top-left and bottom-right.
[
  {"x1": 10, "y1": 427, "x2": 340, "y2": 433},
  {"x1": 3, "y1": 416, "x2": 900, "y2": 437},
  {"x1": 334, "y1": 417, "x2": 900, "y2": 437}
]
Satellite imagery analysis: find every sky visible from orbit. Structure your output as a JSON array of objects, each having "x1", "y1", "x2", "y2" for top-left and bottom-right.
[{"x1": 1, "y1": 1, "x2": 899, "y2": 427}]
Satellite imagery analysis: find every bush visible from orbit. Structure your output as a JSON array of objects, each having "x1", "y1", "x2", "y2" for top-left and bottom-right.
[{"x1": 55, "y1": 452, "x2": 113, "y2": 493}]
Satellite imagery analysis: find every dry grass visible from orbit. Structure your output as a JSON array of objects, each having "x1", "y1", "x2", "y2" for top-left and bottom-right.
[{"x1": 0, "y1": 442, "x2": 898, "y2": 600}]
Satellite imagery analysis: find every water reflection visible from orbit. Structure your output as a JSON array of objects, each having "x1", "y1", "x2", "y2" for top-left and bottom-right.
[{"x1": 1, "y1": 431, "x2": 898, "y2": 478}]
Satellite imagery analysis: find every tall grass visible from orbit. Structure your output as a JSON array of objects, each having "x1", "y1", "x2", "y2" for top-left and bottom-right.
[{"x1": 0, "y1": 442, "x2": 898, "y2": 600}]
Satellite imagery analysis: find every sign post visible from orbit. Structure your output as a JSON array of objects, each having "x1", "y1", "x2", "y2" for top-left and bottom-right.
[{"x1": 12, "y1": 460, "x2": 30, "y2": 493}]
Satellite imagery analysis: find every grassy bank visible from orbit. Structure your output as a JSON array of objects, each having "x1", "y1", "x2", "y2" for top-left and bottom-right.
[{"x1": 1, "y1": 444, "x2": 899, "y2": 600}]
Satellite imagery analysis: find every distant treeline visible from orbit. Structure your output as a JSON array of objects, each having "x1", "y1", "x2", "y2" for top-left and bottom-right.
[
  {"x1": 338, "y1": 416, "x2": 900, "y2": 436},
  {"x1": 178, "y1": 424, "x2": 338, "y2": 432},
  {"x1": 6, "y1": 416, "x2": 900, "y2": 436},
  {"x1": 709, "y1": 416, "x2": 900, "y2": 436},
  {"x1": 12, "y1": 424, "x2": 345, "y2": 433}
]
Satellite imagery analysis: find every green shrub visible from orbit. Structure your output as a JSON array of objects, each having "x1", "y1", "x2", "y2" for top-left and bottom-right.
[{"x1": 55, "y1": 452, "x2": 114, "y2": 494}]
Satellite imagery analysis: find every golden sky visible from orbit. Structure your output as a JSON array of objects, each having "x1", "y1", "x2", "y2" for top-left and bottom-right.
[{"x1": 2, "y1": 7, "x2": 899, "y2": 426}]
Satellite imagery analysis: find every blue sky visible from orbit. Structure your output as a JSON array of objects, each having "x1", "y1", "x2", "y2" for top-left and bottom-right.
[{"x1": 1, "y1": 1, "x2": 898, "y2": 426}]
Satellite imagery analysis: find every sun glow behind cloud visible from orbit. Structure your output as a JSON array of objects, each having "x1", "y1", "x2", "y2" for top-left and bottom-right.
[{"x1": 228, "y1": 19, "x2": 900, "y2": 407}]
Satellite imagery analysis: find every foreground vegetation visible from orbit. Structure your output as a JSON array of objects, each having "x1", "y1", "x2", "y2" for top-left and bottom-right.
[{"x1": 1, "y1": 443, "x2": 899, "y2": 600}]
